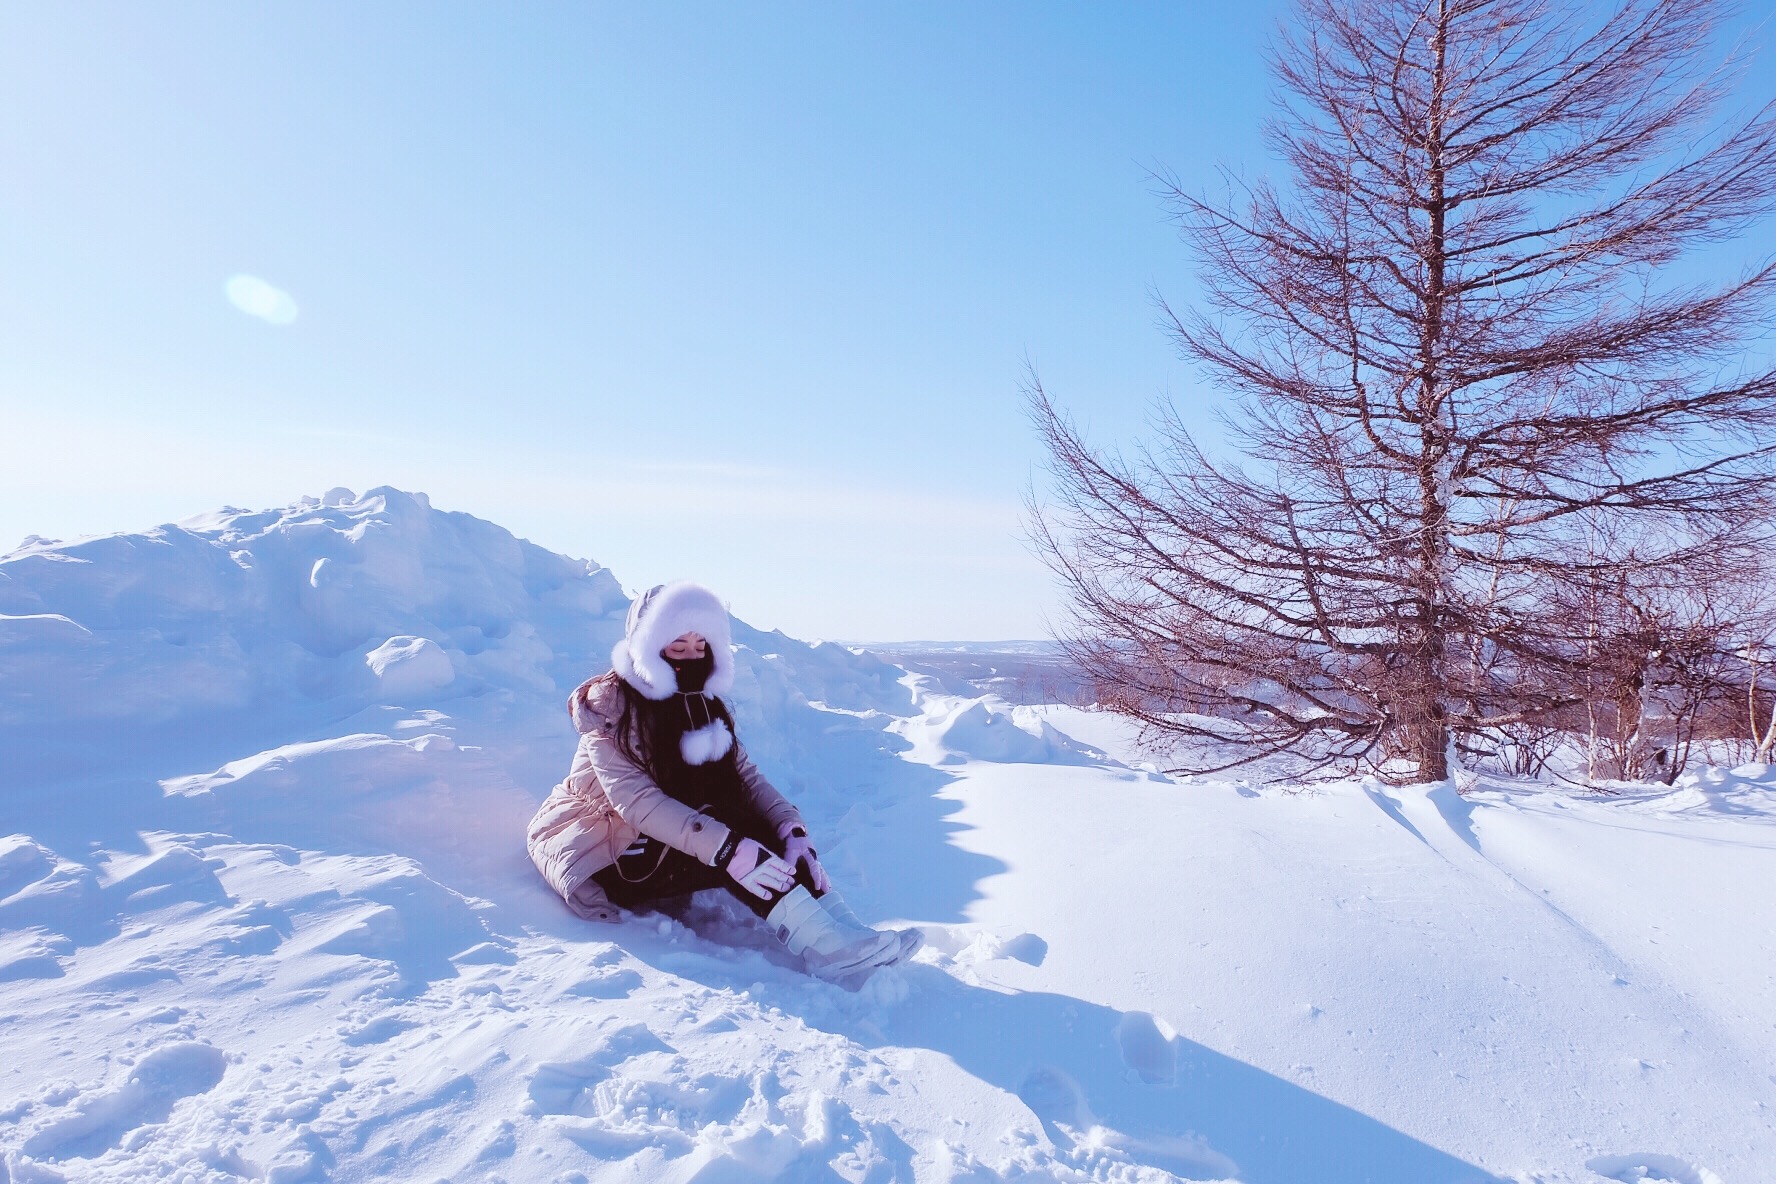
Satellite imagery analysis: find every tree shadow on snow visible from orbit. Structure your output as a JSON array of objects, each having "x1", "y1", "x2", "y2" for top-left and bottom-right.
[
  {"x1": 745, "y1": 711, "x2": 1500, "y2": 1179},
  {"x1": 605, "y1": 913, "x2": 1499, "y2": 1184},
  {"x1": 862, "y1": 965, "x2": 1502, "y2": 1184}
]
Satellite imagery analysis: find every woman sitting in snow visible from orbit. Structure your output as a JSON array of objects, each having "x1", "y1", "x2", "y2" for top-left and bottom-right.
[{"x1": 526, "y1": 581, "x2": 920, "y2": 986}]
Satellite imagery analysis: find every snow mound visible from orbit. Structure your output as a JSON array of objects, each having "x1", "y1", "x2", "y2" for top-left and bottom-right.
[
  {"x1": 364, "y1": 634, "x2": 455, "y2": 696},
  {"x1": 1620, "y1": 764, "x2": 1776, "y2": 820},
  {"x1": 897, "y1": 695, "x2": 1120, "y2": 767},
  {"x1": 0, "y1": 487, "x2": 627, "y2": 780}
]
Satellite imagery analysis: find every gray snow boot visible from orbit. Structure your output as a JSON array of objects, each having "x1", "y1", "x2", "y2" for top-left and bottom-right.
[
  {"x1": 765, "y1": 886, "x2": 905, "y2": 988},
  {"x1": 816, "y1": 888, "x2": 924, "y2": 965}
]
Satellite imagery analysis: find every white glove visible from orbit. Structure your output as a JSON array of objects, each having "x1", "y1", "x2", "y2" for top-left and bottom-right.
[
  {"x1": 725, "y1": 837, "x2": 797, "y2": 900},
  {"x1": 780, "y1": 828, "x2": 830, "y2": 893}
]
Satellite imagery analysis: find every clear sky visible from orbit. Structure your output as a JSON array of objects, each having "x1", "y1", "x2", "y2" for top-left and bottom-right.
[{"x1": 3, "y1": 3, "x2": 1771, "y2": 641}]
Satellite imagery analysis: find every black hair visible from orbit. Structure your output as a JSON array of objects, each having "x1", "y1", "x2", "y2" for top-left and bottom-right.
[{"x1": 594, "y1": 669, "x2": 741, "y2": 792}]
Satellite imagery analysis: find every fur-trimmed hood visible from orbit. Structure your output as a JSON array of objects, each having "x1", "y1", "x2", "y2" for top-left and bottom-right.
[
  {"x1": 607, "y1": 581, "x2": 738, "y2": 765},
  {"x1": 610, "y1": 581, "x2": 737, "y2": 701}
]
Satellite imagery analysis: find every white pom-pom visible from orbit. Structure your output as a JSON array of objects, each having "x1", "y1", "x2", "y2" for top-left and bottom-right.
[{"x1": 680, "y1": 720, "x2": 734, "y2": 765}]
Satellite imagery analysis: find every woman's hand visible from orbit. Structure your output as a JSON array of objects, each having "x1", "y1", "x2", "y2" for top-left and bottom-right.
[
  {"x1": 781, "y1": 827, "x2": 831, "y2": 893},
  {"x1": 725, "y1": 838, "x2": 797, "y2": 900}
]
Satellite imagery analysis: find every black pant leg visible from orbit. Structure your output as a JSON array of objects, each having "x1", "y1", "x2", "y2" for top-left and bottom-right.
[
  {"x1": 592, "y1": 844, "x2": 726, "y2": 911},
  {"x1": 591, "y1": 801, "x2": 805, "y2": 921}
]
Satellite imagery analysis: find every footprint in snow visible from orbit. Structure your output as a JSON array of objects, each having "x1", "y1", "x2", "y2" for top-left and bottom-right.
[
  {"x1": 526, "y1": 1023, "x2": 674, "y2": 1116},
  {"x1": 1115, "y1": 1010, "x2": 1178, "y2": 1086},
  {"x1": 1018, "y1": 1063, "x2": 1241, "y2": 1181},
  {"x1": 20, "y1": 1042, "x2": 227, "y2": 1162},
  {"x1": 1587, "y1": 1154, "x2": 1725, "y2": 1184},
  {"x1": 1018, "y1": 1065, "x2": 1092, "y2": 1145}
]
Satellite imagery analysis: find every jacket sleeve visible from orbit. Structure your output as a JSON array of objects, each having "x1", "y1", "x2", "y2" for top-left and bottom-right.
[
  {"x1": 734, "y1": 743, "x2": 806, "y2": 839},
  {"x1": 582, "y1": 728, "x2": 733, "y2": 866}
]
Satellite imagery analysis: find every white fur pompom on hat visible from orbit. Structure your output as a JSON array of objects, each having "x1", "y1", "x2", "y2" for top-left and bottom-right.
[{"x1": 611, "y1": 581, "x2": 737, "y2": 699}]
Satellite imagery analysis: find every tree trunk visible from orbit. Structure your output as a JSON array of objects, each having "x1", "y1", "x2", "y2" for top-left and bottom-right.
[{"x1": 1410, "y1": 2, "x2": 1453, "y2": 784}]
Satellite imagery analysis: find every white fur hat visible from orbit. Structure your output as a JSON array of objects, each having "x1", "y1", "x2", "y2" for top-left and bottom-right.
[{"x1": 610, "y1": 581, "x2": 737, "y2": 702}]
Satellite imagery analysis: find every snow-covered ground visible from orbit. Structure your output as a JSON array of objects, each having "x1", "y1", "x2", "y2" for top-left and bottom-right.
[{"x1": 2, "y1": 488, "x2": 1771, "y2": 1184}]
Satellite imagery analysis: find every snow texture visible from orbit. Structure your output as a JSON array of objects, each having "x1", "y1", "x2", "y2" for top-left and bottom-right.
[{"x1": 2, "y1": 487, "x2": 1772, "y2": 1183}]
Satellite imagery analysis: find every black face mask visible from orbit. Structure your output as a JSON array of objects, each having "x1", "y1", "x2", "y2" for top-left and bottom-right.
[{"x1": 665, "y1": 650, "x2": 715, "y2": 695}]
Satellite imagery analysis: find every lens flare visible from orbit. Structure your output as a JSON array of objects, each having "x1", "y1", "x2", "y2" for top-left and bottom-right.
[{"x1": 224, "y1": 274, "x2": 299, "y2": 326}]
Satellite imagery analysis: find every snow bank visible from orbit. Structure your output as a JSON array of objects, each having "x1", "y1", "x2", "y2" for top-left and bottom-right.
[
  {"x1": 3, "y1": 490, "x2": 1772, "y2": 1184},
  {"x1": 0, "y1": 487, "x2": 626, "y2": 785}
]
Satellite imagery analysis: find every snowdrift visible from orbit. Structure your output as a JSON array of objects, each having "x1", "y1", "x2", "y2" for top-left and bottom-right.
[{"x1": 2, "y1": 489, "x2": 1772, "y2": 1184}]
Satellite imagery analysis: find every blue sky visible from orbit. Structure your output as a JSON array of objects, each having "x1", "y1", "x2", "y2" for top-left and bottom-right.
[{"x1": 3, "y1": 3, "x2": 1771, "y2": 640}]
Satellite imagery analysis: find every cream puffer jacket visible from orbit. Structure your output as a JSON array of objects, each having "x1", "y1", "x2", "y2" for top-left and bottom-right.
[{"x1": 526, "y1": 675, "x2": 806, "y2": 922}]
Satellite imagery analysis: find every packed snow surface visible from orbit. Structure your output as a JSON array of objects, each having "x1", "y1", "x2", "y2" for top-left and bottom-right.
[{"x1": 2, "y1": 488, "x2": 1772, "y2": 1183}]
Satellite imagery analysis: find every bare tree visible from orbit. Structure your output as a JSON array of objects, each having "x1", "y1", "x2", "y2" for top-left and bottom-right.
[{"x1": 1031, "y1": 0, "x2": 1776, "y2": 782}]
